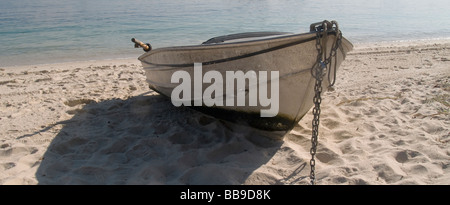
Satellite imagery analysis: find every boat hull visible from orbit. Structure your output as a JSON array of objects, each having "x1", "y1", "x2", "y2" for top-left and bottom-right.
[{"x1": 138, "y1": 31, "x2": 353, "y2": 138}]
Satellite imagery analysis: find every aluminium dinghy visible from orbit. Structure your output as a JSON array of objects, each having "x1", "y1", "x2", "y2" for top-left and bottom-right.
[{"x1": 132, "y1": 20, "x2": 353, "y2": 138}]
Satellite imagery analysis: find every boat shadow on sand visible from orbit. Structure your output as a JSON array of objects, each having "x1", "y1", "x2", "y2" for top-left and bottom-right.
[{"x1": 35, "y1": 93, "x2": 307, "y2": 184}]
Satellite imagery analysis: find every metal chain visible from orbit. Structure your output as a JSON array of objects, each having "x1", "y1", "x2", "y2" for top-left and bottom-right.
[
  {"x1": 327, "y1": 21, "x2": 342, "y2": 87},
  {"x1": 310, "y1": 20, "x2": 342, "y2": 185}
]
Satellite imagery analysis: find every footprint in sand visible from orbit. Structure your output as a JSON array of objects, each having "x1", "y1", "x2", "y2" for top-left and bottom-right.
[
  {"x1": 168, "y1": 132, "x2": 194, "y2": 145},
  {"x1": 316, "y1": 147, "x2": 343, "y2": 164},
  {"x1": 64, "y1": 99, "x2": 95, "y2": 107},
  {"x1": 0, "y1": 146, "x2": 38, "y2": 157},
  {"x1": 1, "y1": 162, "x2": 16, "y2": 170},
  {"x1": 394, "y1": 150, "x2": 427, "y2": 164},
  {"x1": 373, "y1": 163, "x2": 405, "y2": 184}
]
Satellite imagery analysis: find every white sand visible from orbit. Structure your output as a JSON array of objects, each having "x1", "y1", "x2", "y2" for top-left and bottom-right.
[{"x1": 0, "y1": 40, "x2": 449, "y2": 185}]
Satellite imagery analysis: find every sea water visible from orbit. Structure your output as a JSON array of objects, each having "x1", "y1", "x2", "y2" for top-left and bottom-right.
[{"x1": 1, "y1": 0, "x2": 450, "y2": 66}]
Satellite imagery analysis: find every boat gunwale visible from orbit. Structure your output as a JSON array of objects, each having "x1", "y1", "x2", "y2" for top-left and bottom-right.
[
  {"x1": 142, "y1": 31, "x2": 318, "y2": 54},
  {"x1": 139, "y1": 31, "x2": 340, "y2": 69}
]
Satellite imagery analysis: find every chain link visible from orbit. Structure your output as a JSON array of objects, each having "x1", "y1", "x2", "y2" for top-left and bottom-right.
[{"x1": 310, "y1": 20, "x2": 342, "y2": 185}]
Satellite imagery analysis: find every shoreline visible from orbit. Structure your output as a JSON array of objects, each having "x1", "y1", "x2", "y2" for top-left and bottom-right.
[
  {"x1": 2, "y1": 37, "x2": 450, "y2": 69},
  {"x1": 0, "y1": 57, "x2": 141, "y2": 72},
  {"x1": 0, "y1": 38, "x2": 449, "y2": 185}
]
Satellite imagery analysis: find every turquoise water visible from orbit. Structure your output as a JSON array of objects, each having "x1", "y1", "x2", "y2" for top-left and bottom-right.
[{"x1": 1, "y1": 0, "x2": 450, "y2": 66}]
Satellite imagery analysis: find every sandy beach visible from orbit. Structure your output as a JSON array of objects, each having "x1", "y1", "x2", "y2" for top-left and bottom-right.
[{"x1": 0, "y1": 39, "x2": 449, "y2": 185}]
